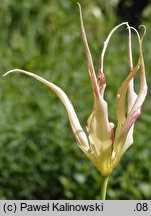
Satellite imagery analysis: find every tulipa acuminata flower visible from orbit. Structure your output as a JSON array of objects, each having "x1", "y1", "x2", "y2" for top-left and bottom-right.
[{"x1": 3, "y1": 4, "x2": 147, "y2": 199}]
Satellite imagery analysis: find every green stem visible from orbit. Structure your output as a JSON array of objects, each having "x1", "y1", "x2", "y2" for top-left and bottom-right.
[{"x1": 100, "y1": 176, "x2": 109, "y2": 200}]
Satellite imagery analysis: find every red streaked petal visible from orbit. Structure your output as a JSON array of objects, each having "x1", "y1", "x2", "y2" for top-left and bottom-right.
[
  {"x1": 78, "y1": 3, "x2": 112, "y2": 145},
  {"x1": 78, "y1": 3, "x2": 99, "y2": 98}
]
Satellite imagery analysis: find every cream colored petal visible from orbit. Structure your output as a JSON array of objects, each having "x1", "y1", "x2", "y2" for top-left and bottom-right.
[
  {"x1": 127, "y1": 27, "x2": 147, "y2": 116},
  {"x1": 3, "y1": 69, "x2": 90, "y2": 152},
  {"x1": 115, "y1": 26, "x2": 147, "y2": 156},
  {"x1": 120, "y1": 37, "x2": 147, "y2": 144},
  {"x1": 86, "y1": 99, "x2": 113, "y2": 176},
  {"x1": 121, "y1": 128, "x2": 134, "y2": 154},
  {"x1": 122, "y1": 26, "x2": 137, "y2": 154},
  {"x1": 115, "y1": 62, "x2": 140, "y2": 155},
  {"x1": 116, "y1": 60, "x2": 140, "y2": 133},
  {"x1": 127, "y1": 25, "x2": 138, "y2": 113}
]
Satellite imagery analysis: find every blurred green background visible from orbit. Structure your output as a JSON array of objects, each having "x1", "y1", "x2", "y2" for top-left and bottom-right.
[{"x1": 0, "y1": 0, "x2": 150, "y2": 199}]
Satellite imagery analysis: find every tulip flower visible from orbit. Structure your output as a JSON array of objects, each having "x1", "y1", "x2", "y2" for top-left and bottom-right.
[{"x1": 3, "y1": 4, "x2": 147, "y2": 199}]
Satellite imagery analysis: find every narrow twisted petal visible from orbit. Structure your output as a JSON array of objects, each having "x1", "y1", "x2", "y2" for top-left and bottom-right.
[
  {"x1": 98, "y1": 22, "x2": 129, "y2": 96},
  {"x1": 122, "y1": 25, "x2": 137, "y2": 153},
  {"x1": 78, "y1": 3, "x2": 112, "y2": 160},
  {"x1": 3, "y1": 69, "x2": 90, "y2": 152},
  {"x1": 127, "y1": 25, "x2": 138, "y2": 113},
  {"x1": 78, "y1": 3, "x2": 99, "y2": 98},
  {"x1": 120, "y1": 29, "x2": 147, "y2": 142},
  {"x1": 114, "y1": 26, "x2": 147, "y2": 157},
  {"x1": 116, "y1": 58, "x2": 140, "y2": 133},
  {"x1": 112, "y1": 60, "x2": 140, "y2": 161}
]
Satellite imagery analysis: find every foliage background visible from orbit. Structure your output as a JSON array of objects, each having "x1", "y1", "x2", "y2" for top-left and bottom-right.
[{"x1": 0, "y1": 0, "x2": 150, "y2": 199}]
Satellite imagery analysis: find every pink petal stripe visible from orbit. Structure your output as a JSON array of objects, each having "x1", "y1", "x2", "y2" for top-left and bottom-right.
[{"x1": 78, "y1": 3, "x2": 99, "y2": 98}]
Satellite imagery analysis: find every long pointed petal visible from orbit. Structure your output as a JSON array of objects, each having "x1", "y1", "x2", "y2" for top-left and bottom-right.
[
  {"x1": 127, "y1": 24, "x2": 138, "y2": 113},
  {"x1": 78, "y1": 3, "x2": 99, "y2": 98},
  {"x1": 3, "y1": 69, "x2": 90, "y2": 152},
  {"x1": 78, "y1": 3, "x2": 112, "y2": 147},
  {"x1": 116, "y1": 60, "x2": 140, "y2": 133},
  {"x1": 122, "y1": 25, "x2": 137, "y2": 153},
  {"x1": 115, "y1": 26, "x2": 147, "y2": 156},
  {"x1": 121, "y1": 27, "x2": 147, "y2": 141},
  {"x1": 115, "y1": 26, "x2": 141, "y2": 135}
]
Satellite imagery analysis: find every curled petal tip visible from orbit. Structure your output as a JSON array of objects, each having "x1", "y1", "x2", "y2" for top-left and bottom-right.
[
  {"x1": 3, "y1": 69, "x2": 21, "y2": 77},
  {"x1": 139, "y1": 25, "x2": 146, "y2": 40},
  {"x1": 77, "y1": 2, "x2": 80, "y2": 7}
]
